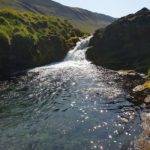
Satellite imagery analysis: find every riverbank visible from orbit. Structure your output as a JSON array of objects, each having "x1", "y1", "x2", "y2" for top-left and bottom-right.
[
  {"x1": 86, "y1": 8, "x2": 150, "y2": 74},
  {"x1": 0, "y1": 37, "x2": 142, "y2": 149},
  {"x1": 86, "y1": 8, "x2": 150, "y2": 106},
  {"x1": 117, "y1": 70, "x2": 150, "y2": 106},
  {"x1": 0, "y1": 8, "x2": 84, "y2": 80}
]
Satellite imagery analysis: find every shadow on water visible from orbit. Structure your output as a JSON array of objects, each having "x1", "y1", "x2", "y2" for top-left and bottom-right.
[{"x1": 0, "y1": 37, "x2": 143, "y2": 150}]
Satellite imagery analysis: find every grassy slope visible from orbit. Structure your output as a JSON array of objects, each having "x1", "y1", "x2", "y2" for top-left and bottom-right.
[
  {"x1": 0, "y1": 8, "x2": 83, "y2": 44},
  {"x1": 0, "y1": 8, "x2": 84, "y2": 78},
  {"x1": 0, "y1": 0, "x2": 115, "y2": 33}
]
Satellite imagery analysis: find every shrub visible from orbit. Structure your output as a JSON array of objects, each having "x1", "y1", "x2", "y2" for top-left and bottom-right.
[
  {"x1": 0, "y1": 16, "x2": 10, "y2": 25},
  {"x1": 0, "y1": 9, "x2": 22, "y2": 21},
  {"x1": 68, "y1": 37, "x2": 79, "y2": 43},
  {"x1": 72, "y1": 28, "x2": 83, "y2": 37}
]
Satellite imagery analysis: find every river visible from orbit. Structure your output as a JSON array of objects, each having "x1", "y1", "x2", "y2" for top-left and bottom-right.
[{"x1": 0, "y1": 37, "x2": 143, "y2": 150}]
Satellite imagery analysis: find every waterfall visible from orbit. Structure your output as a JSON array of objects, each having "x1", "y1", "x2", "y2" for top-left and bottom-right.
[
  {"x1": 1, "y1": 35, "x2": 139, "y2": 150},
  {"x1": 31, "y1": 36, "x2": 92, "y2": 71},
  {"x1": 65, "y1": 36, "x2": 92, "y2": 61}
]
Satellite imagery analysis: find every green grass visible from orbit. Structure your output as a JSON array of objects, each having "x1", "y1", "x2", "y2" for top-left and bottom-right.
[
  {"x1": 0, "y1": 8, "x2": 84, "y2": 41},
  {"x1": 0, "y1": 0, "x2": 115, "y2": 34},
  {"x1": 0, "y1": 8, "x2": 85, "y2": 78}
]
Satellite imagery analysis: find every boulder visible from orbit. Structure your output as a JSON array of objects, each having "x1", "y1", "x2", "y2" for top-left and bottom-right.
[{"x1": 86, "y1": 8, "x2": 150, "y2": 74}]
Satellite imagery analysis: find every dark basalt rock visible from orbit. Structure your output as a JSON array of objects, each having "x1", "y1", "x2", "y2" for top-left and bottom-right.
[{"x1": 86, "y1": 8, "x2": 150, "y2": 74}]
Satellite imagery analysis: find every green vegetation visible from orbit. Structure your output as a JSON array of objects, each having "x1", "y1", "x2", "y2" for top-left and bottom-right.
[
  {"x1": 0, "y1": 8, "x2": 84, "y2": 78},
  {"x1": 0, "y1": 0, "x2": 115, "y2": 33},
  {"x1": 0, "y1": 8, "x2": 83, "y2": 43}
]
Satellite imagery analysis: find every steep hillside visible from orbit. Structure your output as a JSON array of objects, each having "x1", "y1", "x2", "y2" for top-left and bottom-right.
[
  {"x1": 86, "y1": 8, "x2": 150, "y2": 74},
  {"x1": 0, "y1": 8, "x2": 83, "y2": 79},
  {"x1": 0, "y1": 0, "x2": 115, "y2": 33}
]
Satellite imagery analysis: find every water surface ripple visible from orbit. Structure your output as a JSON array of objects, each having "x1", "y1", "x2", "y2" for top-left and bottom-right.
[{"x1": 0, "y1": 37, "x2": 142, "y2": 150}]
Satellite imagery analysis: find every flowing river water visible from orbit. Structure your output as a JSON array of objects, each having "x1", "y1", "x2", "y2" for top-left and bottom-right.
[{"x1": 0, "y1": 37, "x2": 144, "y2": 150}]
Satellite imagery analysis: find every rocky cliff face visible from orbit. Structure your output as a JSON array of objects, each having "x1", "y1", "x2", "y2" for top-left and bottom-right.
[{"x1": 86, "y1": 8, "x2": 150, "y2": 74}]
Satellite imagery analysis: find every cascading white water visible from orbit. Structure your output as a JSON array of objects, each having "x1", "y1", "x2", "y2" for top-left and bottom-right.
[
  {"x1": 65, "y1": 36, "x2": 92, "y2": 61},
  {"x1": 32, "y1": 36, "x2": 122, "y2": 100},
  {"x1": 0, "y1": 36, "x2": 141, "y2": 150},
  {"x1": 33, "y1": 36, "x2": 92, "y2": 71}
]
